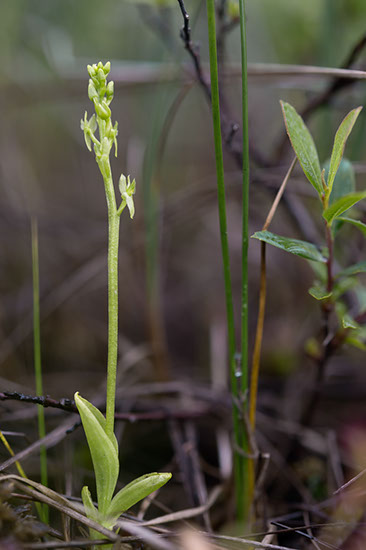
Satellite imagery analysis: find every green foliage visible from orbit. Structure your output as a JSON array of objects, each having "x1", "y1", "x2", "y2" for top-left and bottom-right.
[
  {"x1": 326, "y1": 107, "x2": 362, "y2": 199},
  {"x1": 252, "y1": 230, "x2": 327, "y2": 262},
  {"x1": 323, "y1": 191, "x2": 366, "y2": 225},
  {"x1": 338, "y1": 216, "x2": 366, "y2": 237},
  {"x1": 324, "y1": 158, "x2": 356, "y2": 205},
  {"x1": 253, "y1": 101, "x2": 366, "y2": 352},
  {"x1": 280, "y1": 101, "x2": 322, "y2": 196}
]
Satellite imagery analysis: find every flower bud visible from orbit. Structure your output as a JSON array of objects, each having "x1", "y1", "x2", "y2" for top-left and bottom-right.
[
  {"x1": 106, "y1": 81, "x2": 114, "y2": 102},
  {"x1": 88, "y1": 81, "x2": 99, "y2": 102},
  {"x1": 94, "y1": 99, "x2": 111, "y2": 120}
]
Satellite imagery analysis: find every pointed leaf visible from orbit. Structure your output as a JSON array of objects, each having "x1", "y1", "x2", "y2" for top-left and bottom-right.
[
  {"x1": 252, "y1": 230, "x2": 327, "y2": 262},
  {"x1": 308, "y1": 285, "x2": 332, "y2": 301},
  {"x1": 75, "y1": 393, "x2": 119, "y2": 516},
  {"x1": 323, "y1": 192, "x2": 366, "y2": 225},
  {"x1": 338, "y1": 216, "x2": 366, "y2": 238},
  {"x1": 345, "y1": 336, "x2": 366, "y2": 351},
  {"x1": 82, "y1": 486, "x2": 99, "y2": 522},
  {"x1": 342, "y1": 314, "x2": 360, "y2": 330},
  {"x1": 106, "y1": 473, "x2": 172, "y2": 523},
  {"x1": 336, "y1": 261, "x2": 366, "y2": 279},
  {"x1": 327, "y1": 107, "x2": 362, "y2": 195},
  {"x1": 280, "y1": 101, "x2": 322, "y2": 195}
]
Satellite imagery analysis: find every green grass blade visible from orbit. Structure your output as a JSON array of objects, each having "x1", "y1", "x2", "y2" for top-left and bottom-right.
[
  {"x1": 31, "y1": 217, "x2": 48, "y2": 524},
  {"x1": 206, "y1": 0, "x2": 242, "y2": 520},
  {"x1": 238, "y1": 0, "x2": 251, "y2": 523},
  {"x1": 327, "y1": 107, "x2": 362, "y2": 195},
  {"x1": 280, "y1": 101, "x2": 322, "y2": 196}
]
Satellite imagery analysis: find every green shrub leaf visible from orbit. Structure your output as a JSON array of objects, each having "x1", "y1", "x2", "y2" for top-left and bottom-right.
[
  {"x1": 338, "y1": 216, "x2": 366, "y2": 237},
  {"x1": 280, "y1": 101, "x2": 322, "y2": 196},
  {"x1": 252, "y1": 230, "x2": 327, "y2": 262},
  {"x1": 323, "y1": 191, "x2": 366, "y2": 225},
  {"x1": 106, "y1": 472, "x2": 172, "y2": 525},
  {"x1": 336, "y1": 261, "x2": 366, "y2": 279},
  {"x1": 323, "y1": 158, "x2": 356, "y2": 205},
  {"x1": 308, "y1": 285, "x2": 332, "y2": 301},
  {"x1": 75, "y1": 393, "x2": 119, "y2": 516},
  {"x1": 327, "y1": 107, "x2": 362, "y2": 196}
]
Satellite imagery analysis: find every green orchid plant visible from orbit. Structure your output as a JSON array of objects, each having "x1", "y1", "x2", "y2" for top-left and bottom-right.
[
  {"x1": 77, "y1": 62, "x2": 171, "y2": 544},
  {"x1": 253, "y1": 102, "x2": 366, "y2": 350}
]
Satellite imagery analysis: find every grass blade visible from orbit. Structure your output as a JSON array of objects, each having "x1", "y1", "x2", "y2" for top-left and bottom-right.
[{"x1": 31, "y1": 217, "x2": 48, "y2": 524}]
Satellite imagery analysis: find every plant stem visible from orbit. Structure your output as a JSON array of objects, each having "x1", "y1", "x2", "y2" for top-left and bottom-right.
[
  {"x1": 100, "y1": 168, "x2": 120, "y2": 441},
  {"x1": 238, "y1": 0, "x2": 251, "y2": 522},
  {"x1": 31, "y1": 217, "x2": 48, "y2": 524},
  {"x1": 325, "y1": 223, "x2": 334, "y2": 293},
  {"x1": 206, "y1": 0, "x2": 241, "y2": 520}
]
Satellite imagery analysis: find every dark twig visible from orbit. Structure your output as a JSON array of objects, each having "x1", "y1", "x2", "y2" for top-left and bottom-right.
[
  {"x1": 176, "y1": 0, "x2": 211, "y2": 101},
  {"x1": 0, "y1": 391, "x2": 216, "y2": 422},
  {"x1": 275, "y1": 33, "x2": 366, "y2": 161}
]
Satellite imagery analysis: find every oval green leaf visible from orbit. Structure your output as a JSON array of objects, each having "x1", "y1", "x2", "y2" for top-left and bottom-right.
[
  {"x1": 327, "y1": 107, "x2": 362, "y2": 196},
  {"x1": 106, "y1": 472, "x2": 172, "y2": 525},
  {"x1": 252, "y1": 230, "x2": 327, "y2": 263},
  {"x1": 75, "y1": 393, "x2": 119, "y2": 517},
  {"x1": 280, "y1": 101, "x2": 322, "y2": 196},
  {"x1": 323, "y1": 191, "x2": 366, "y2": 225}
]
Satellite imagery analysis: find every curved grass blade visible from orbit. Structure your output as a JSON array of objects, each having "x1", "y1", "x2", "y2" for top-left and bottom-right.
[
  {"x1": 280, "y1": 101, "x2": 322, "y2": 196},
  {"x1": 327, "y1": 107, "x2": 362, "y2": 196},
  {"x1": 252, "y1": 230, "x2": 327, "y2": 262},
  {"x1": 323, "y1": 191, "x2": 366, "y2": 225}
]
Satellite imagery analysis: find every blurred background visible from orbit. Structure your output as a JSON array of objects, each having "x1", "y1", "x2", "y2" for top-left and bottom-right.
[{"x1": 1, "y1": 0, "x2": 366, "y2": 527}]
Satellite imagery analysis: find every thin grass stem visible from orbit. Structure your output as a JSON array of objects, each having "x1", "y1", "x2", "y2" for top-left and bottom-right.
[
  {"x1": 206, "y1": 0, "x2": 242, "y2": 520},
  {"x1": 31, "y1": 217, "x2": 48, "y2": 524},
  {"x1": 238, "y1": 0, "x2": 251, "y2": 522}
]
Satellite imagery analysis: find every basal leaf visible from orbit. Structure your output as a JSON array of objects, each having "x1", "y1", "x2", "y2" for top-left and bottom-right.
[
  {"x1": 338, "y1": 216, "x2": 366, "y2": 237},
  {"x1": 323, "y1": 191, "x2": 366, "y2": 225},
  {"x1": 106, "y1": 472, "x2": 172, "y2": 525},
  {"x1": 252, "y1": 230, "x2": 327, "y2": 262},
  {"x1": 81, "y1": 486, "x2": 101, "y2": 541},
  {"x1": 280, "y1": 101, "x2": 322, "y2": 196},
  {"x1": 336, "y1": 261, "x2": 366, "y2": 279},
  {"x1": 75, "y1": 393, "x2": 119, "y2": 517},
  {"x1": 327, "y1": 107, "x2": 362, "y2": 195}
]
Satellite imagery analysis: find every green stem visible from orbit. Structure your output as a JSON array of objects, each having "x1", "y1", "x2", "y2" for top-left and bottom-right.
[
  {"x1": 99, "y1": 161, "x2": 120, "y2": 440},
  {"x1": 31, "y1": 217, "x2": 48, "y2": 524},
  {"x1": 238, "y1": 0, "x2": 251, "y2": 522},
  {"x1": 206, "y1": 0, "x2": 242, "y2": 519}
]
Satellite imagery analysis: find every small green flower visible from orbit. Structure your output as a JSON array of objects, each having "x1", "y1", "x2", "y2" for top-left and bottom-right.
[{"x1": 118, "y1": 174, "x2": 136, "y2": 219}]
